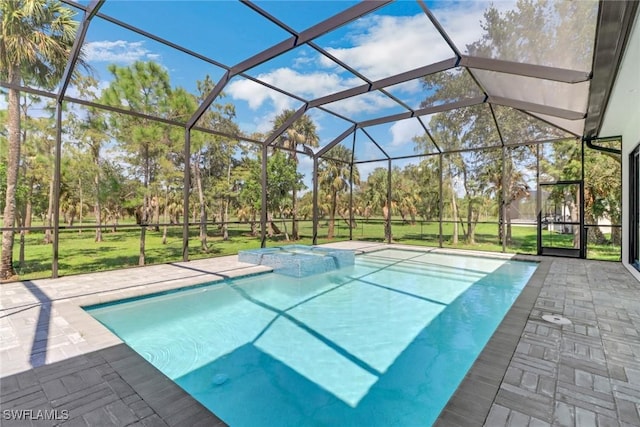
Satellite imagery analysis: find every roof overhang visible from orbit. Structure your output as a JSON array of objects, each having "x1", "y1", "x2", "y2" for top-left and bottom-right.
[{"x1": 584, "y1": 0, "x2": 639, "y2": 139}]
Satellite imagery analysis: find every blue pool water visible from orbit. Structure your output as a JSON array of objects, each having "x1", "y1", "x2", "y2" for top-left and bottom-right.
[
  {"x1": 87, "y1": 249, "x2": 537, "y2": 426},
  {"x1": 238, "y1": 245, "x2": 355, "y2": 277}
]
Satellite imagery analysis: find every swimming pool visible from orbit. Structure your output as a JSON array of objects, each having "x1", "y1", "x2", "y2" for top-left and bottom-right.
[
  {"x1": 238, "y1": 245, "x2": 355, "y2": 277},
  {"x1": 87, "y1": 249, "x2": 537, "y2": 426}
]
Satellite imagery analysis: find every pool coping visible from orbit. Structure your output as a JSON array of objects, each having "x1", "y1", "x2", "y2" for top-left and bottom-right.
[
  {"x1": 434, "y1": 254, "x2": 548, "y2": 426},
  {"x1": 0, "y1": 243, "x2": 605, "y2": 426}
]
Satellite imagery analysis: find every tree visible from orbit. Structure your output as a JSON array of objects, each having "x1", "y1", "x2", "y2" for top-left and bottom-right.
[
  {"x1": 156, "y1": 86, "x2": 194, "y2": 243},
  {"x1": 59, "y1": 148, "x2": 92, "y2": 227},
  {"x1": 413, "y1": 158, "x2": 440, "y2": 222},
  {"x1": 466, "y1": 1, "x2": 596, "y2": 71},
  {"x1": 393, "y1": 167, "x2": 422, "y2": 225},
  {"x1": 584, "y1": 143, "x2": 621, "y2": 245},
  {"x1": 272, "y1": 110, "x2": 319, "y2": 240},
  {"x1": 427, "y1": 103, "x2": 501, "y2": 245},
  {"x1": 1, "y1": 95, "x2": 39, "y2": 268},
  {"x1": 319, "y1": 145, "x2": 359, "y2": 239},
  {"x1": 103, "y1": 61, "x2": 173, "y2": 265},
  {"x1": 17, "y1": 93, "x2": 50, "y2": 235},
  {"x1": 236, "y1": 155, "x2": 262, "y2": 237},
  {"x1": 426, "y1": 116, "x2": 466, "y2": 244},
  {"x1": 362, "y1": 167, "x2": 392, "y2": 241},
  {"x1": 479, "y1": 146, "x2": 532, "y2": 244},
  {"x1": 240, "y1": 150, "x2": 301, "y2": 239},
  {"x1": 69, "y1": 76, "x2": 109, "y2": 241},
  {"x1": 267, "y1": 151, "x2": 301, "y2": 240},
  {"x1": 539, "y1": 140, "x2": 582, "y2": 248},
  {"x1": 192, "y1": 76, "x2": 239, "y2": 248},
  {"x1": 32, "y1": 104, "x2": 57, "y2": 244},
  {"x1": 0, "y1": 0, "x2": 80, "y2": 280},
  {"x1": 415, "y1": 0, "x2": 597, "y2": 249},
  {"x1": 100, "y1": 160, "x2": 134, "y2": 232}
]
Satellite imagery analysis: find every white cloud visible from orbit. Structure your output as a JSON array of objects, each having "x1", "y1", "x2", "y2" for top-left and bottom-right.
[
  {"x1": 387, "y1": 79, "x2": 422, "y2": 95},
  {"x1": 324, "y1": 91, "x2": 397, "y2": 116},
  {"x1": 227, "y1": 2, "x2": 518, "y2": 139},
  {"x1": 320, "y1": 14, "x2": 456, "y2": 80},
  {"x1": 293, "y1": 54, "x2": 315, "y2": 69},
  {"x1": 389, "y1": 119, "x2": 425, "y2": 147},
  {"x1": 227, "y1": 68, "x2": 397, "y2": 118},
  {"x1": 318, "y1": 2, "x2": 517, "y2": 81},
  {"x1": 227, "y1": 74, "x2": 297, "y2": 112},
  {"x1": 261, "y1": 68, "x2": 358, "y2": 99},
  {"x1": 228, "y1": 68, "x2": 356, "y2": 110},
  {"x1": 83, "y1": 40, "x2": 160, "y2": 64}
]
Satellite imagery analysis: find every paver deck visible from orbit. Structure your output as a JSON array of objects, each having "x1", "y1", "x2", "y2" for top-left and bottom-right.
[{"x1": 1, "y1": 242, "x2": 639, "y2": 426}]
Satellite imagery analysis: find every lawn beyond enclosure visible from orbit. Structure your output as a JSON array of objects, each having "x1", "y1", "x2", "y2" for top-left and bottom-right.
[{"x1": 10, "y1": 218, "x2": 621, "y2": 281}]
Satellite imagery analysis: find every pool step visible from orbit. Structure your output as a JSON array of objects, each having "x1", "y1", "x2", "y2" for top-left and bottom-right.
[{"x1": 238, "y1": 245, "x2": 355, "y2": 277}]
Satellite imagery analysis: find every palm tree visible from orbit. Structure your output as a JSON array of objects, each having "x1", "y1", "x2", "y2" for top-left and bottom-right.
[
  {"x1": 319, "y1": 145, "x2": 359, "y2": 239},
  {"x1": 272, "y1": 109, "x2": 319, "y2": 240},
  {"x1": 0, "y1": 0, "x2": 80, "y2": 280},
  {"x1": 362, "y1": 167, "x2": 393, "y2": 241}
]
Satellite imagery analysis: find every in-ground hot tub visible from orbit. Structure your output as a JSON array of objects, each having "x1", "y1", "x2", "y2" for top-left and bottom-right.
[{"x1": 238, "y1": 245, "x2": 355, "y2": 277}]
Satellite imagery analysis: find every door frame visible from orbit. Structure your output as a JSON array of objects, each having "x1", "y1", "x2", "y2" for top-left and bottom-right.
[{"x1": 537, "y1": 180, "x2": 585, "y2": 258}]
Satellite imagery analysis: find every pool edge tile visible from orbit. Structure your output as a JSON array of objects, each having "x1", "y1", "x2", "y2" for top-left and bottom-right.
[{"x1": 433, "y1": 259, "x2": 551, "y2": 427}]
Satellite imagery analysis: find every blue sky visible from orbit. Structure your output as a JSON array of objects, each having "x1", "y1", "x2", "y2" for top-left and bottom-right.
[{"x1": 65, "y1": 0, "x2": 517, "y2": 183}]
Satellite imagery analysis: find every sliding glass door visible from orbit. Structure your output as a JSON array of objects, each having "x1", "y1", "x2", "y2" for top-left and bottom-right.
[{"x1": 631, "y1": 145, "x2": 640, "y2": 269}]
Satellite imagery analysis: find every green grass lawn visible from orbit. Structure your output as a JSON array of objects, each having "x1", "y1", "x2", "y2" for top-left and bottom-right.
[{"x1": 10, "y1": 219, "x2": 621, "y2": 281}]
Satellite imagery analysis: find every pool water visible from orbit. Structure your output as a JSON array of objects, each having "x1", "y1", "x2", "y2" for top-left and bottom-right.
[
  {"x1": 238, "y1": 245, "x2": 355, "y2": 277},
  {"x1": 87, "y1": 249, "x2": 537, "y2": 426}
]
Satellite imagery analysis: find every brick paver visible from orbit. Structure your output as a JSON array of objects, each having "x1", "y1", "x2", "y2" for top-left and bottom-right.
[
  {"x1": 482, "y1": 259, "x2": 640, "y2": 427},
  {"x1": 1, "y1": 244, "x2": 639, "y2": 426}
]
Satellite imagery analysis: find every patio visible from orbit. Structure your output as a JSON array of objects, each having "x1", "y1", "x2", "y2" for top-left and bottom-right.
[
  {"x1": 1, "y1": 242, "x2": 639, "y2": 426},
  {"x1": 2, "y1": 0, "x2": 640, "y2": 424}
]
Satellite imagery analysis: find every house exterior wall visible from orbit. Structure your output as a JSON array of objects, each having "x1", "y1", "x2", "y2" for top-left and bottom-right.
[{"x1": 600, "y1": 11, "x2": 640, "y2": 281}]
